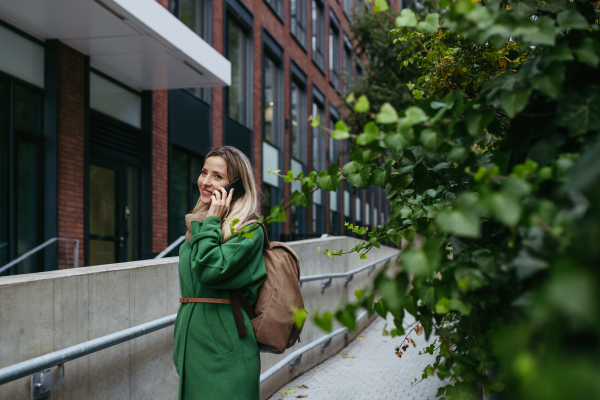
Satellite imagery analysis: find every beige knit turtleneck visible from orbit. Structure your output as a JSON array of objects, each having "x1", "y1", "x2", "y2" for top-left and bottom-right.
[{"x1": 185, "y1": 209, "x2": 211, "y2": 242}]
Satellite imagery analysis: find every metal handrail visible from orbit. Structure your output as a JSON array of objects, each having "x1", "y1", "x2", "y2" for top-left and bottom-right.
[
  {"x1": 154, "y1": 236, "x2": 185, "y2": 259},
  {"x1": 300, "y1": 251, "x2": 400, "y2": 293},
  {"x1": 259, "y1": 310, "x2": 369, "y2": 384},
  {"x1": 0, "y1": 251, "x2": 397, "y2": 387},
  {"x1": 0, "y1": 238, "x2": 79, "y2": 275},
  {"x1": 0, "y1": 314, "x2": 176, "y2": 385}
]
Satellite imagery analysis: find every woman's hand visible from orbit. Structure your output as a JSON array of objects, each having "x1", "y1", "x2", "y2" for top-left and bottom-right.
[{"x1": 206, "y1": 187, "x2": 234, "y2": 220}]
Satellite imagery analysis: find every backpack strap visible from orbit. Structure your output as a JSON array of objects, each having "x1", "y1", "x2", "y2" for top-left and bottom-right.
[
  {"x1": 229, "y1": 289, "x2": 258, "y2": 338},
  {"x1": 229, "y1": 214, "x2": 267, "y2": 338},
  {"x1": 238, "y1": 215, "x2": 269, "y2": 250}
]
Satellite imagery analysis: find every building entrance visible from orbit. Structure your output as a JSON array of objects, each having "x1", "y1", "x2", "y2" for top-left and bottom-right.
[{"x1": 88, "y1": 158, "x2": 140, "y2": 266}]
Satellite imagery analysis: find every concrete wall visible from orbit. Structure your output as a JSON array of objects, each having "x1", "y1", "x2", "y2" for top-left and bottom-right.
[{"x1": 0, "y1": 237, "x2": 399, "y2": 400}]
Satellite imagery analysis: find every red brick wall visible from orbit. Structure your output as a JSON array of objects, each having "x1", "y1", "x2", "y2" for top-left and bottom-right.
[
  {"x1": 152, "y1": 89, "x2": 169, "y2": 253},
  {"x1": 212, "y1": 0, "x2": 224, "y2": 149},
  {"x1": 57, "y1": 43, "x2": 85, "y2": 269}
]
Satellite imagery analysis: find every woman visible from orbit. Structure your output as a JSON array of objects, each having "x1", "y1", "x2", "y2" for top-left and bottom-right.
[{"x1": 173, "y1": 146, "x2": 267, "y2": 400}]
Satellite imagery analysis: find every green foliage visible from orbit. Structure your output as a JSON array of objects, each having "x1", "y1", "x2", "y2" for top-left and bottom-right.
[
  {"x1": 246, "y1": 0, "x2": 600, "y2": 398},
  {"x1": 245, "y1": 0, "x2": 600, "y2": 400}
]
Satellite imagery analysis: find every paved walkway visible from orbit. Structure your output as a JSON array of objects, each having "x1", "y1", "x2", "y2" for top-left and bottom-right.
[{"x1": 269, "y1": 313, "x2": 447, "y2": 400}]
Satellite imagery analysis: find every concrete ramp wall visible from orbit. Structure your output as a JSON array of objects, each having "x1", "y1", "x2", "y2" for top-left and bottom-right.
[{"x1": 0, "y1": 236, "x2": 398, "y2": 400}]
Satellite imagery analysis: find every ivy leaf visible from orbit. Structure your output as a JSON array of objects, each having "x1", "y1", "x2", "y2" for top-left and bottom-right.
[
  {"x1": 293, "y1": 308, "x2": 309, "y2": 328},
  {"x1": 417, "y1": 13, "x2": 439, "y2": 32},
  {"x1": 500, "y1": 88, "x2": 532, "y2": 118},
  {"x1": 283, "y1": 170, "x2": 294, "y2": 183},
  {"x1": 310, "y1": 113, "x2": 320, "y2": 127},
  {"x1": 395, "y1": 9, "x2": 417, "y2": 27},
  {"x1": 347, "y1": 165, "x2": 371, "y2": 188},
  {"x1": 435, "y1": 193, "x2": 481, "y2": 238},
  {"x1": 316, "y1": 173, "x2": 340, "y2": 191},
  {"x1": 450, "y1": 298, "x2": 472, "y2": 315},
  {"x1": 531, "y1": 62, "x2": 565, "y2": 99},
  {"x1": 572, "y1": 37, "x2": 600, "y2": 68},
  {"x1": 314, "y1": 311, "x2": 334, "y2": 332},
  {"x1": 291, "y1": 190, "x2": 310, "y2": 207},
  {"x1": 414, "y1": 283, "x2": 435, "y2": 308},
  {"x1": 332, "y1": 120, "x2": 351, "y2": 139},
  {"x1": 435, "y1": 297, "x2": 450, "y2": 314},
  {"x1": 557, "y1": 9, "x2": 589, "y2": 30},
  {"x1": 354, "y1": 95, "x2": 371, "y2": 112},
  {"x1": 419, "y1": 128, "x2": 441, "y2": 151},
  {"x1": 399, "y1": 227, "x2": 416, "y2": 243},
  {"x1": 373, "y1": 0, "x2": 389, "y2": 12},
  {"x1": 376, "y1": 103, "x2": 400, "y2": 124},
  {"x1": 371, "y1": 167, "x2": 389, "y2": 188},
  {"x1": 402, "y1": 107, "x2": 429, "y2": 126}
]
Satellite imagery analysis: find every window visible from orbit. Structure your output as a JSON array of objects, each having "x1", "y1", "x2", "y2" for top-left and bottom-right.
[
  {"x1": 355, "y1": 195, "x2": 362, "y2": 222},
  {"x1": 329, "y1": 14, "x2": 341, "y2": 91},
  {"x1": 170, "y1": 0, "x2": 212, "y2": 102},
  {"x1": 374, "y1": 207, "x2": 378, "y2": 227},
  {"x1": 290, "y1": 81, "x2": 307, "y2": 164},
  {"x1": 343, "y1": 34, "x2": 353, "y2": 96},
  {"x1": 366, "y1": 202, "x2": 370, "y2": 226},
  {"x1": 265, "y1": 0, "x2": 283, "y2": 18},
  {"x1": 264, "y1": 55, "x2": 283, "y2": 147},
  {"x1": 0, "y1": 75, "x2": 44, "y2": 276},
  {"x1": 344, "y1": 189, "x2": 351, "y2": 218},
  {"x1": 290, "y1": 66, "x2": 308, "y2": 238},
  {"x1": 329, "y1": 120, "x2": 342, "y2": 164},
  {"x1": 291, "y1": 0, "x2": 308, "y2": 48},
  {"x1": 169, "y1": 149, "x2": 204, "y2": 255},
  {"x1": 311, "y1": 0, "x2": 325, "y2": 70},
  {"x1": 343, "y1": 0, "x2": 353, "y2": 18},
  {"x1": 227, "y1": 18, "x2": 252, "y2": 127},
  {"x1": 312, "y1": 101, "x2": 325, "y2": 172}
]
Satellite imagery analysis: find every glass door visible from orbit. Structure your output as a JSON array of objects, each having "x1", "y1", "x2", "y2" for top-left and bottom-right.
[{"x1": 89, "y1": 158, "x2": 140, "y2": 266}]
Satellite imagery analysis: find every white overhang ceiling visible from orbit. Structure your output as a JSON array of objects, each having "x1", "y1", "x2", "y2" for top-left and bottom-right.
[{"x1": 0, "y1": 0, "x2": 231, "y2": 90}]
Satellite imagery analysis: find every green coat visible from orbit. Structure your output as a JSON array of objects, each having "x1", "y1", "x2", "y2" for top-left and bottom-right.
[{"x1": 173, "y1": 216, "x2": 267, "y2": 400}]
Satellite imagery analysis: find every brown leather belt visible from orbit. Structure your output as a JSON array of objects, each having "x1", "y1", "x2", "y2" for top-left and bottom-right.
[{"x1": 180, "y1": 297, "x2": 231, "y2": 304}]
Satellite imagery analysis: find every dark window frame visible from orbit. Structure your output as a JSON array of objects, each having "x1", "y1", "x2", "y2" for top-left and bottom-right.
[
  {"x1": 343, "y1": 32, "x2": 353, "y2": 97},
  {"x1": 290, "y1": 0, "x2": 308, "y2": 51},
  {"x1": 328, "y1": 8, "x2": 341, "y2": 92},
  {"x1": 263, "y1": 0, "x2": 285, "y2": 23},
  {"x1": 224, "y1": 0, "x2": 254, "y2": 130},
  {"x1": 311, "y1": 0, "x2": 326, "y2": 74}
]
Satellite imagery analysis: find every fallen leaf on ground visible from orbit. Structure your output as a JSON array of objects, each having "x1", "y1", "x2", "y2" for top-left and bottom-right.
[
  {"x1": 279, "y1": 388, "x2": 296, "y2": 395},
  {"x1": 297, "y1": 385, "x2": 309, "y2": 389},
  {"x1": 356, "y1": 337, "x2": 365, "y2": 340},
  {"x1": 337, "y1": 352, "x2": 347, "y2": 356},
  {"x1": 329, "y1": 367, "x2": 336, "y2": 369},
  {"x1": 375, "y1": 345, "x2": 380, "y2": 347},
  {"x1": 343, "y1": 355, "x2": 358, "y2": 358},
  {"x1": 296, "y1": 396, "x2": 308, "y2": 398}
]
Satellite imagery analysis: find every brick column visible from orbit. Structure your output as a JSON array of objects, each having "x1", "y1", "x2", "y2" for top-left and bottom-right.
[
  {"x1": 212, "y1": 0, "x2": 224, "y2": 148},
  {"x1": 152, "y1": 90, "x2": 169, "y2": 253},
  {"x1": 57, "y1": 44, "x2": 86, "y2": 269}
]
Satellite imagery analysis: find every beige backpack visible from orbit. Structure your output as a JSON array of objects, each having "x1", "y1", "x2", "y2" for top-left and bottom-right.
[{"x1": 229, "y1": 218, "x2": 305, "y2": 354}]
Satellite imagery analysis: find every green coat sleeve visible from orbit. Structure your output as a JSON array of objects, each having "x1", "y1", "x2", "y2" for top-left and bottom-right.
[{"x1": 189, "y1": 216, "x2": 264, "y2": 290}]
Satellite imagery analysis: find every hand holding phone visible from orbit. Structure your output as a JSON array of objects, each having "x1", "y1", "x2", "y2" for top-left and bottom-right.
[{"x1": 221, "y1": 177, "x2": 246, "y2": 203}]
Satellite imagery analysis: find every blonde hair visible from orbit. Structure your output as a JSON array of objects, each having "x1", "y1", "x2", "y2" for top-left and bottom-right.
[{"x1": 190, "y1": 146, "x2": 260, "y2": 242}]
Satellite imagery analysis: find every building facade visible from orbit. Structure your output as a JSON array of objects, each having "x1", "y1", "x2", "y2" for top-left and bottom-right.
[{"x1": 0, "y1": 0, "x2": 397, "y2": 276}]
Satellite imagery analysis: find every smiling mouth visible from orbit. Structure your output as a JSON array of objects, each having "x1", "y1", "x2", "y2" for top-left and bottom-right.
[{"x1": 201, "y1": 189, "x2": 212, "y2": 196}]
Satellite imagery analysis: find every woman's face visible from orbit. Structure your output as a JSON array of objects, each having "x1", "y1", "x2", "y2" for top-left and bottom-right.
[{"x1": 198, "y1": 156, "x2": 230, "y2": 205}]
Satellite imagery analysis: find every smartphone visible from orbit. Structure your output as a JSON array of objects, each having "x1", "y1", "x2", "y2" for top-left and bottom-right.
[{"x1": 220, "y1": 177, "x2": 246, "y2": 203}]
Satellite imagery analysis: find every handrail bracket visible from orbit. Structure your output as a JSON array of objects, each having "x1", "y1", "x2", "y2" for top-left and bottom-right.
[
  {"x1": 31, "y1": 364, "x2": 64, "y2": 399},
  {"x1": 321, "y1": 279, "x2": 332, "y2": 293}
]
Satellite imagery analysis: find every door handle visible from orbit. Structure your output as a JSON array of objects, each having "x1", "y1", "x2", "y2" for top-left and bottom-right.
[
  {"x1": 120, "y1": 236, "x2": 125, "y2": 248},
  {"x1": 125, "y1": 205, "x2": 130, "y2": 220}
]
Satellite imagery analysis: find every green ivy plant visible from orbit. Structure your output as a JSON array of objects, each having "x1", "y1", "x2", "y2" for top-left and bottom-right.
[{"x1": 235, "y1": 0, "x2": 600, "y2": 398}]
